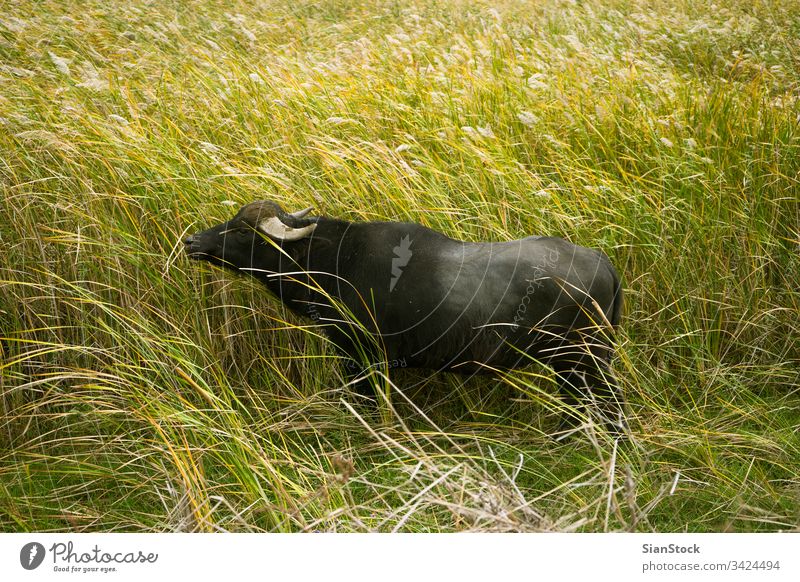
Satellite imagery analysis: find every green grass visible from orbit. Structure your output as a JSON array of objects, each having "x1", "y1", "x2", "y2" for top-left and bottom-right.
[{"x1": 1, "y1": 0, "x2": 798, "y2": 532}]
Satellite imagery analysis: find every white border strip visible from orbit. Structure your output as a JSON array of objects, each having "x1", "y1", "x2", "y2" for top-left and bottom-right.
[{"x1": 2, "y1": 533, "x2": 797, "y2": 581}]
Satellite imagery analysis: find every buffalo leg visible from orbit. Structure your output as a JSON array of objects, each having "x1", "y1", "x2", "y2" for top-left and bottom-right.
[
  {"x1": 552, "y1": 358, "x2": 627, "y2": 435},
  {"x1": 340, "y1": 358, "x2": 379, "y2": 402}
]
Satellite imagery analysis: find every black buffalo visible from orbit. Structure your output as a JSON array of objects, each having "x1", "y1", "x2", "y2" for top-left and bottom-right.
[{"x1": 184, "y1": 201, "x2": 626, "y2": 433}]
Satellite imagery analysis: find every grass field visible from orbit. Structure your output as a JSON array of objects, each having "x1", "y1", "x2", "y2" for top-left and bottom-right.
[{"x1": 1, "y1": 0, "x2": 798, "y2": 532}]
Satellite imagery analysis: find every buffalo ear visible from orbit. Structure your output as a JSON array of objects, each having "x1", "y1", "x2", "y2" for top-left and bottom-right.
[
  {"x1": 257, "y1": 216, "x2": 317, "y2": 241},
  {"x1": 289, "y1": 206, "x2": 314, "y2": 219}
]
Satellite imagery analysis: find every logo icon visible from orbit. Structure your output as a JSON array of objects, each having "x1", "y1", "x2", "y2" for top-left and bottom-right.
[
  {"x1": 390, "y1": 235, "x2": 413, "y2": 292},
  {"x1": 20, "y1": 542, "x2": 46, "y2": 570}
]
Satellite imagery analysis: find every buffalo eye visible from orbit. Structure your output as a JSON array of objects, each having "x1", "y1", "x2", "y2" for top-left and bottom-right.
[{"x1": 240, "y1": 228, "x2": 264, "y2": 245}]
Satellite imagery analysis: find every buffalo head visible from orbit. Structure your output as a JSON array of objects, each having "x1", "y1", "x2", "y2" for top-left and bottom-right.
[{"x1": 183, "y1": 200, "x2": 317, "y2": 275}]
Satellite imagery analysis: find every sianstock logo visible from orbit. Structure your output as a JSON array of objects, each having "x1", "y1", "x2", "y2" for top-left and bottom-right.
[{"x1": 20, "y1": 542, "x2": 46, "y2": 570}]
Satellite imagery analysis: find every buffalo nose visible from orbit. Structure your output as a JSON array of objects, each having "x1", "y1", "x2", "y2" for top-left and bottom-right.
[{"x1": 183, "y1": 235, "x2": 195, "y2": 245}]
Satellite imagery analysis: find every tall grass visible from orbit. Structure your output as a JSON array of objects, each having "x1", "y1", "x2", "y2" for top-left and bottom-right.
[{"x1": 1, "y1": 0, "x2": 798, "y2": 532}]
